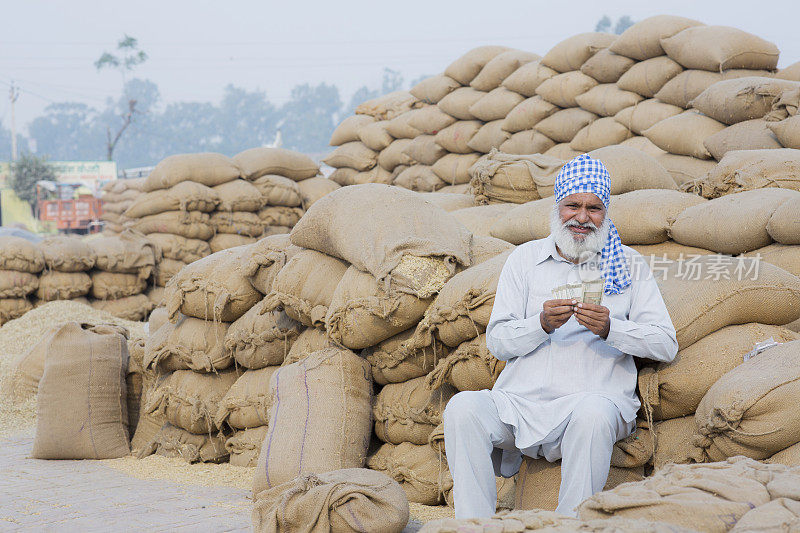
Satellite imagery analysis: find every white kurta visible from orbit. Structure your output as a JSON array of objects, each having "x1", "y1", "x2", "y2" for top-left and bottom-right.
[{"x1": 485, "y1": 235, "x2": 678, "y2": 477}]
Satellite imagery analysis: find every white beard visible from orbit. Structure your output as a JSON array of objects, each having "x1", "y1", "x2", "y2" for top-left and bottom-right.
[{"x1": 549, "y1": 205, "x2": 611, "y2": 263}]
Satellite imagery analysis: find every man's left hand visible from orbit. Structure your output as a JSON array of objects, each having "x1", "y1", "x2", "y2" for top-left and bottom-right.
[{"x1": 574, "y1": 302, "x2": 611, "y2": 339}]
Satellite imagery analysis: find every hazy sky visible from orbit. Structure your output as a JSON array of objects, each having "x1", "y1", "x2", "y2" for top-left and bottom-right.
[{"x1": 2, "y1": 0, "x2": 798, "y2": 134}]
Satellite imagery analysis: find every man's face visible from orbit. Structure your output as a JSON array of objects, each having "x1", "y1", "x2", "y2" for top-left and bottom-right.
[{"x1": 557, "y1": 192, "x2": 606, "y2": 242}]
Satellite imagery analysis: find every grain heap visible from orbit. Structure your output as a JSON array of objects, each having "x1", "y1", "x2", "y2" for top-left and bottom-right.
[
  {"x1": 0, "y1": 236, "x2": 43, "y2": 325},
  {"x1": 101, "y1": 177, "x2": 145, "y2": 234}
]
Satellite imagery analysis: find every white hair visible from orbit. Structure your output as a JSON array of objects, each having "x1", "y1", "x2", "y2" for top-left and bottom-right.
[{"x1": 549, "y1": 201, "x2": 610, "y2": 263}]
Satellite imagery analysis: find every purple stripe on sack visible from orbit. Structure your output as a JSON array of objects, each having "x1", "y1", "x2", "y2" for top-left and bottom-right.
[
  {"x1": 297, "y1": 360, "x2": 310, "y2": 476},
  {"x1": 264, "y1": 369, "x2": 283, "y2": 489},
  {"x1": 345, "y1": 502, "x2": 366, "y2": 533}
]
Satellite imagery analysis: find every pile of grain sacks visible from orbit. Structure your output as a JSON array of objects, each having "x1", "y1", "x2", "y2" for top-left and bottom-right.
[
  {"x1": 100, "y1": 178, "x2": 145, "y2": 234},
  {"x1": 0, "y1": 236, "x2": 42, "y2": 325}
]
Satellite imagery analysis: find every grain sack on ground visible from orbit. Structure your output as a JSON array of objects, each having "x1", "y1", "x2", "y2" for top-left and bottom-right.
[
  {"x1": 367, "y1": 442, "x2": 448, "y2": 506},
  {"x1": 144, "y1": 314, "x2": 231, "y2": 373},
  {"x1": 233, "y1": 147, "x2": 319, "y2": 181},
  {"x1": 39, "y1": 235, "x2": 96, "y2": 272},
  {"x1": 364, "y1": 328, "x2": 450, "y2": 385},
  {"x1": 143, "y1": 152, "x2": 241, "y2": 191},
  {"x1": 253, "y1": 347, "x2": 373, "y2": 491},
  {"x1": 37, "y1": 271, "x2": 92, "y2": 300},
  {"x1": 374, "y1": 376, "x2": 456, "y2": 445},
  {"x1": 216, "y1": 367, "x2": 279, "y2": 430},
  {"x1": 427, "y1": 334, "x2": 505, "y2": 392},
  {"x1": 252, "y1": 468, "x2": 409, "y2": 533},
  {"x1": 32, "y1": 323, "x2": 130, "y2": 460},
  {"x1": 225, "y1": 299, "x2": 302, "y2": 369},
  {"x1": 227, "y1": 426, "x2": 268, "y2": 467},
  {"x1": 469, "y1": 150, "x2": 564, "y2": 205},
  {"x1": 153, "y1": 422, "x2": 229, "y2": 463},
  {"x1": 651, "y1": 416, "x2": 704, "y2": 469},
  {"x1": 609, "y1": 190, "x2": 706, "y2": 245},
  {"x1": 685, "y1": 148, "x2": 800, "y2": 198}
]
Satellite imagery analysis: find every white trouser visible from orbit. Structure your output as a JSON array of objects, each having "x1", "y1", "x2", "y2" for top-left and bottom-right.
[{"x1": 442, "y1": 390, "x2": 629, "y2": 518}]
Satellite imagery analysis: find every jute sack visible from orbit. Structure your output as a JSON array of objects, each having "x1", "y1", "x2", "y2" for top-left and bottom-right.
[
  {"x1": 0, "y1": 236, "x2": 44, "y2": 273},
  {"x1": 208, "y1": 233, "x2": 255, "y2": 254},
  {"x1": 127, "y1": 383, "x2": 168, "y2": 456},
  {"x1": 769, "y1": 442, "x2": 800, "y2": 466},
  {"x1": 410, "y1": 250, "x2": 512, "y2": 348},
  {"x1": 290, "y1": 184, "x2": 472, "y2": 290},
  {"x1": 165, "y1": 245, "x2": 262, "y2": 322},
  {"x1": 596, "y1": 145, "x2": 680, "y2": 193},
  {"x1": 609, "y1": 15, "x2": 704, "y2": 61},
  {"x1": 411, "y1": 74, "x2": 460, "y2": 104},
  {"x1": 499, "y1": 130, "x2": 556, "y2": 155},
  {"x1": 638, "y1": 323, "x2": 800, "y2": 421},
  {"x1": 467, "y1": 120, "x2": 511, "y2": 154},
  {"x1": 153, "y1": 258, "x2": 186, "y2": 288},
  {"x1": 233, "y1": 147, "x2": 318, "y2": 181},
  {"x1": 145, "y1": 368, "x2": 240, "y2": 434},
  {"x1": 143, "y1": 314, "x2": 232, "y2": 373},
  {"x1": 329, "y1": 114, "x2": 376, "y2": 146},
  {"x1": 126, "y1": 339, "x2": 144, "y2": 431},
  {"x1": 502, "y1": 96, "x2": 558, "y2": 133},
  {"x1": 379, "y1": 138, "x2": 415, "y2": 170},
  {"x1": 0, "y1": 270, "x2": 37, "y2": 298},
  {"x1": 611, "y1": 421, "x2": 654, "y2": 469},
  {"x1": 36, "y1": 271, "x2": 92, "y2": 300},
  {"x1": 90, "y1": 294, "x2": 153, "y2": 321},
  {"x1": 145, "y1": 285, "x2": 165, "y2": 307},
  {"x1": 387, "y1": 110, "x2": 435, "y2": 139},
  {"x1": 367, "y1": 442, "x2": 447, "y2": 505},
  {"x1": 257, "y1": 206, "x2": 303, "y2": 228},
  {"x1": 148, "y1": 306, "x2": 168, "y2": 334},
  {"x1": 123, "y1": 181, "x2": 220, "y2": 218},
  {"x1": 216, "y1": 367, "x2": 279, "y2": 430},
  {"x1": 426, "y1": 334, "x2": 505, "y2": 392},
  {"x1": 768, "y1": 115, "x2": 800, "y2": 149},
  {"x1": 535, "y1": 71, "x2": 598, "y2": 108},
  {"x1": 329, "y1": 167, "x2": 357, "y2": 186},
  {"x1": 394, "y1": 165, "x2": 447, "y2": 192},
  {"x1": 469, "y1": 88, "x2": 525, "y2": 122},
  {"x1": 227, "y1": 426, "x2": 267, "y2": 467},
  {"x1": 444, "y1": 46, "x2": 510, "y2": 85},
  {"x1": 617, "y1": 57, "x2": 684, "y2": 98},
  {"x1": 469, "y1": 150, "x2": 564, "y2": 205},
  {"x1": 693, "y1": 339, "x2": 800, "y2": 461},
  {"x1": 452, "y1": 205, "x2": 517, "y2": 236},
  {"x1": 252, "y1": 174, "x2": 303, "y2": 207},
  {"x1": 703, "y1": 119, "x2": 782, "y2": 160},
  {"x1": 468, "y1": 235, "x2": 516, "y2": 265},
  {"x1": 776, "y1": 61, "x2": 800, "y2": 81},
  {"x1": 39, "y1": 236, "x2": 96, "y2": 272},
  {"x1": 146, "y1": 233, "x2": 210, "y2": 263},
  {"x1": 252, "y1": 468, "x2": 410, "y2": 533},
  {"x1": 642, "y1": 110, "x2": 726, "y2": 159},
  {"x1": 745, "y1": 244, "x2": 800, "y2": 276},
  {"x1": 686, "y1": 148, "x2": 800, "y2": 198},
  {"x1": 407, "y1": 107, "x2": 457, "y2": 136},
  {"x1": 515, "y1": 457, "x2": 643, "y2": 512},
  {"x1": 577, "y1": 458, "x2": 784, "y2": 532},
  {"x1": 541, "y1": 32, "x2": 616, "y2": 73},
  {"x1": 435, "y1": 121, "x2": 482, "y2": 154},
  {"x1": 325, "y1": 265, "x2": 435, "y2": 350},
  {"x1": 7, "y1": 325, "x2": 60, "y2": 400},
  {"x1": 143, "y1": 152, "x2": 241, "y2": 192},
  {"x1": 655, "y1": 69, "x2": 772, "y2": 109},
  {"x1": 253, "y1": 347, "x2": 373, "y2": 491},
  {"x1": 576, "y1": 84, "x2": 643, "y2": 117},
  {"x1": 209, "y1": 211, "x2": 265, "y2": 237},
  {"x1": 358, "y1": 120, "x2": 393, "y2": 151},
  {"x1": 536, "y1": 108, "x2": 598, "y2": 143},
  {"x1": 153, "y1": 422, "x2": 229, "y2": 463},
  {"x1": 651, "y1": 416, "x2": 704, "y2": 470},
  {"x1": 660, "y1": 26, "x2": 780, "y2": 72},
  {"x1": 403, "y1": 135, "x2": 447, "y2": 166},
  {"x1": 283, "y1": 328, "x2": 335, "y2": 366},
  {"x1": 690, "y1": 77, "x2": 799, "y2": 125},
  {"x1": 490, "y1": 196, "x2": 555, "y2": 245},
  {"x1": 470, "y1": 49, "x2": 540, "y2": 92},
  {"x1": 265, "y1": 249, "x2": 348, "y2": 327},
  {"x1": 732, "y1": 499, "x2": 800, "y2": 533},
  {"x1": 374, "y1": 376, "x2": 456, "y2": 445},
  {"x1": 213, "y1": 179, "x2": 264, "y2": 212},
  {"x1": 438, "y1": 88, "x2": 486, "y2": 121},
  {"x1": 571, "y1": 117, "x2": 633, "y2": 152},
  {"x1": 655, "y1": 153, "x2": 716, "y2": 186},
  {"x1": 609, "y1": 189, "x2": 706, "y2": 245},
  {"x1": 355, "y1": 90, "x2": 419, "y2": 122},
  {"x1": 655, "y1": 257, "x2": 800, "y2": 350},
  {"x1": 225, "y1": 299, "x2": 303, "y2": 369},
  {"x1": 239, "y1": 234, "x2": 301, "y2": 295},
  {"x1": 322, "y1": 142, "x2": 377, "y2": 171},
  {"x1": 502, "y1": 60, "x2": 558, "y2": 97},
  {"x1": 349, "y1": 166, "x2": 394, "y2": 186},
  {"x1": 418, "y1": 192, "x2": 475, "y2": 212},
  {"x1": 580, "y1": 49, "x2": 636, "y2": 83},
  {"x1": 131, "y1": 210, "x2": 214, "y2": 240},
  {"x1": 32, "y1": 322, "x2": 130, "y2": 459},
  {"x1": 767, "y1": 196, "x2": 800, "y2": 244},
  {"x1": 297, "y1": 177, "x2": 340, "y2": 209},
  {"x1": 545, "y1": 143, "x2": 584, "y2": 159},
  {"x1": 90, "y1": 271, "x2": 146, "y2": 299},
  {"x1": 364, "y1": 328, "x2": 450, "y2": 385},
  {"x1": 619, "y1": 136, "x2": 666, "y2": 157},
  {"x1": 669, "y1": 188, "x2": 800, "y2": 254},
  {"x1": 90, "y1": 229, "x2": 159, "y2": 277},
  {"x1": 614, "y1": 99, "x2": 686, "y2": 135}
]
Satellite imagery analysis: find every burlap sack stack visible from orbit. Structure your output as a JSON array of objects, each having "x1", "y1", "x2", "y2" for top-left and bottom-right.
[
  {"x1": 87, "y1": 229, "x2": 159, "y2": 321},
  {"x1": 100, "y1": 177, "x2": 145, "y2": 234},
  {"x1": 0, "y1": 236, "x2": 42, "y2": 325},
  {"x1": 34, "y1": 235, "x2": 95, "y2": 307}
]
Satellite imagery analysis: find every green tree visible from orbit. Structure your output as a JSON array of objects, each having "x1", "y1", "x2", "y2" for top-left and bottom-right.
[
  {"x1": 281, "y1": 83, "x2": 342, "y2": 153},
  {"x1": 10, "y1": 153, "x2": 55, "y2": 208},
  {"x1": 95, "y1": 35, "x2": 149, "y2": 161},
  {"x1": 595, "y1": 15, "x2": 612, "y2": 33},
  {"x1": 614, "y1": 16, "x2": 634, "y2": 35}
]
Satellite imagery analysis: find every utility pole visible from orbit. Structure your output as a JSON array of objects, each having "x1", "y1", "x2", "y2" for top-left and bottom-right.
[{"x1": 9, "y1": 81, "x2": 19, "y2": 161}]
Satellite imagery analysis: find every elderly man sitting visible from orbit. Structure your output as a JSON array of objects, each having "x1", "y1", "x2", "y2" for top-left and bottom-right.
[{"x1": 443, "y1": 154, "x2": 678, "y2": 518}]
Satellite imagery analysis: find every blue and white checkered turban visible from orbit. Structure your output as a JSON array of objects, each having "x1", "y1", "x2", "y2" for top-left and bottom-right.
[{"x1": 555, "y1": 154, "x2": 631, "y2": 295}]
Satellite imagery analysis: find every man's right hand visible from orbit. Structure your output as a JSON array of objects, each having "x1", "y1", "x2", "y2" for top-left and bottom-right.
[{"x1": 540, "y1": 299, "x2": 576, "y2": 334}]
